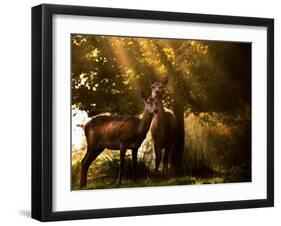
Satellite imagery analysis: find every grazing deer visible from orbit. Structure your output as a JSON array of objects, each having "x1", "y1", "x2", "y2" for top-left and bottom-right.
[
  {"x1": 150, "y1": 77, "x2": 177, "y2": 176},
  {"x1": 80, "y1": 92, "x2": 157, "y2": 188}
]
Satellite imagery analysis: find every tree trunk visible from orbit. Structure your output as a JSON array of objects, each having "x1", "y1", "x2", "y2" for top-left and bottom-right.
[{"x1": 170, "y1": 90, "x2": 185, "y2": 176}]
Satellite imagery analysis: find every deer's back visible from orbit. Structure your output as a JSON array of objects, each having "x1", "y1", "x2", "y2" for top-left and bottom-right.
[{"x1": 85, "y1": 115, "x2": 142, "y2": 149}]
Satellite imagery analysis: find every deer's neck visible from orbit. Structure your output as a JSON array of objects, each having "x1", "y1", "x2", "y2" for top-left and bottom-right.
[
  {"x1": 138, "y1": 110, "x2": 153, "y2": 137},
  {"x1": 154, "y1": 100, "x2": 165, "y2": 121}
]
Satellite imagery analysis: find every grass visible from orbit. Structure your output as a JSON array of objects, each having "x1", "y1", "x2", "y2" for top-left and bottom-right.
[{"x1": 71, "y1": 149, "x2": 250, "y2": 190}]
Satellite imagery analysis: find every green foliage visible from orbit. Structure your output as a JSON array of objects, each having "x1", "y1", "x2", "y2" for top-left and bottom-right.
[
  {"x1": 71, "y1": 35, "x2": 251, "y2": 115},
  {"x1": 98, "y1": 153, "x2": 152, "y2": 180},
  {"x1": 183, "y1": 111, "x2": 251, "y2": 177}
]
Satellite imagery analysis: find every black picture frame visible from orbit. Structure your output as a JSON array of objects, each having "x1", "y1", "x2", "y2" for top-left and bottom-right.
[{"x1": 32, "y1": 3, "x2": 274, "y2": 222}]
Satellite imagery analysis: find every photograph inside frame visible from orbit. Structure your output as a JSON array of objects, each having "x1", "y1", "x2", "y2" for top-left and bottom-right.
[{"x1": 71, "y1": 34, "x2": 252, "y2": 190}]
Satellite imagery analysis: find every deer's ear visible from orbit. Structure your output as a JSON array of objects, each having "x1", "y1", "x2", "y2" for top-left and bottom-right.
[
  {"x1": 140, "y1": 91, "x2": 147, "y2": 100},
  {"x1": 162, "y1": 75, "x2": 169, "y2": 85}
]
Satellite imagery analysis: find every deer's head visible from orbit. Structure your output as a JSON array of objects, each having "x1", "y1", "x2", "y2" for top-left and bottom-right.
[
  {"x1": 151, "y1": 76, "x2": 168, "y2": 99},
  {"x1": 141, "y1": 92, "x2": 161, "y2": 114},
  {"x1": 141, "y1": 92, "x2": 158, "y2": 114}
]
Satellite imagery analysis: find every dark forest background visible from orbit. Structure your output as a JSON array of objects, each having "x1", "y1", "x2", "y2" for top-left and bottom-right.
[{"x1": 71, "y1": 34, "x2": 251, "y2": 189}]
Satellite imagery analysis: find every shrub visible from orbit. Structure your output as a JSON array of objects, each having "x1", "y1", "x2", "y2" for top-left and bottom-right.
[
  {"x1": 97, "y1": 152, "x2": 153, "y2": 180},
  {"x1": 183, "y1": 112, "x2": 251, "y2": 178}
]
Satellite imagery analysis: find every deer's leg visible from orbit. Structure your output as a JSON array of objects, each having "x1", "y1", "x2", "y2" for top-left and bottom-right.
[
  {"x1": 132, "y1": 148, "x2": 138, "y2": 182},
  {"x1": 154, "y1": 143, "x2": 162, "y2": 176},
  {"x1": 80, "y1": 146, "x2": 103, "y2": 188},
  {"x1": 118, "y1": 145, "x2": 127, "y2": 185},
  {"x1": 162, "y1": 148, "x2": 168, "y2": 176},
  {"x1": 163, "y1": 146, "x2": 171, "y2": 177}
]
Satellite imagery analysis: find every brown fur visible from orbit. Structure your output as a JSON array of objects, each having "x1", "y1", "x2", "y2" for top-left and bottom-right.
[
  {"x1": 150, "y1": 100, "x2": 176, "y2": 176},
  {"x1": 80, "y1": 98, "x2": 154, "y2": 188},
  {"x1": 150, "y1": 80, "x2": 177, "y2": 176}
]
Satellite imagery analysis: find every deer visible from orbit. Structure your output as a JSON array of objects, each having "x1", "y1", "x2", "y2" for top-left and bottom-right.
[
  {"x1": 150, "y1": 77, "x2": 177, "y2": 177},
  {"x1": 80, "y1": 92, "x2": 157, "y2": 188}
]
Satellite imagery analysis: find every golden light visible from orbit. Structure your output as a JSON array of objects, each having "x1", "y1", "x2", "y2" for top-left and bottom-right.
[{"x1": 72, "y1": 108, "x2": 89, "y2": 151}]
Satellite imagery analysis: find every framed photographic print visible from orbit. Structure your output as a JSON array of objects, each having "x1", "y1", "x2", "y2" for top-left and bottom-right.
[{"x1": 32, "y1": 4, "x2": 274, "y2": 221}]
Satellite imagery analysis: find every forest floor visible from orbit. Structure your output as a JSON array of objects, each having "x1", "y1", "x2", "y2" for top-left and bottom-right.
[
  {"x1": 72, "y1": 175, "x2": 231, "y2": 190},
  {"x1": 71, "y1": 149, "x2": 250, "y2": 190}
]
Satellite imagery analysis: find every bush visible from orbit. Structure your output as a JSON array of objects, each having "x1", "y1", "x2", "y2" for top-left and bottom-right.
[
  {"x1": 183, "y1": 112, "x2": 251, "y2": 179},
  {"x1": 98, "y1": 153, "x2": 153, "y2": 180}
]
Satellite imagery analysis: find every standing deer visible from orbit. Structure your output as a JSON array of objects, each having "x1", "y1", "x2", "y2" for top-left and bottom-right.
[
  {"x1": 150, "y1": 78, "x2": 177, "y2": 176},
  {"x1": 80, "y1": 92, "x2": 157, "y2": 188}
]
